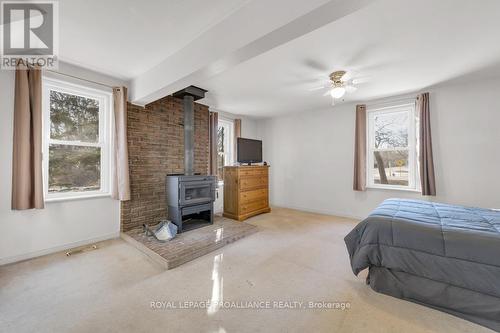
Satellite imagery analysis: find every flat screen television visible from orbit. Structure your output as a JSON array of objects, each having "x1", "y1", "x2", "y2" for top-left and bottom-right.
[{"x1": 237, "y1": 138, "x2": 262, "y2": 164}]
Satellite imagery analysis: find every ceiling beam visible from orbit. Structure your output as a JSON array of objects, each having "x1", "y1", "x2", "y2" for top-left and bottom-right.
[{"x1": 130, "y1": 0, "x2": 375, "y2": 105}]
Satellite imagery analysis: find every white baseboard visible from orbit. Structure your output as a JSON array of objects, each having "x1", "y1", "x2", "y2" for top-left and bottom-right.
[
  {"x1": 271, "y1": 203, "x2": 364, "y2": 221},
  {"x1": 0, "y1": 232, "x2": 120, "y2": 266}
]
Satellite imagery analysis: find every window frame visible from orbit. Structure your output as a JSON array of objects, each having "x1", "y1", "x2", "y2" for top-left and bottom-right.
[
  {"x1": 42, "y1": 77, "x2": 113, "y2": 201},
  {"x1": 366, "y1": 102, "x2": 420, "y2": 192},
  {"x1": 217, "y1": 118, "x2": 235, "y2": 184}
]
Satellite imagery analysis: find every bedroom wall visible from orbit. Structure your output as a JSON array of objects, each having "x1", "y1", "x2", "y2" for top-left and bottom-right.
[
  {"x1": 241, "y1": 116, "x2": 260, "y2": 140},
  {"x1": 0, "y1": 63, "x2": 124, "y2": 265},
  {"x1": 257, "y1": 76, "x2": 500, "y2": 219}
]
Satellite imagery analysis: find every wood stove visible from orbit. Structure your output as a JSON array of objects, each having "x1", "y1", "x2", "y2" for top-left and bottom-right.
[
  {"x1": 166, "y1": 175, "x2": 216, "y2": 232},
  {"x1": 165, "y1": 85, "x2": 216, "y2": 233}
]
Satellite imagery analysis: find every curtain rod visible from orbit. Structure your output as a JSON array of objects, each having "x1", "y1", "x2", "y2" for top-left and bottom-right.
[
  {"x1": 44, "y1": 69, "x2": 116, "y2": 89},
  {"x1": 365, "y1": 96, "x2": 417, "y2": 109}
]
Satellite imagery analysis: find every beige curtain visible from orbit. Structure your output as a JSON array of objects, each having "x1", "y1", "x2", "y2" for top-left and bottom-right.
[
  {"x1": 234, "y1": 119, "x2": 241, "y2": 139},
  {"x1": 209, "y1": 112, "x2": 219, "y2": 175},
  {"x1": 234, "y1": 118, "x2": 241, "y2": 161},
  {"x1": 353, "y1": 104, "x2": 367, "y2": 191},
  {"x1": 12, "y1": 63, "x2": 44, "y2": 210},
  {"x1": 417, "y1": 93, "x2": 436, "y2": 196},
  {"x1": 111, "y1": 87, "x2": 131, "y2": 201}
]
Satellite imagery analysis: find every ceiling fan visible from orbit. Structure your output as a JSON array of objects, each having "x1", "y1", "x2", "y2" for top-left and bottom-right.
[{"x1": 310, "y1": 70, "x2": 367, "y2": 104}]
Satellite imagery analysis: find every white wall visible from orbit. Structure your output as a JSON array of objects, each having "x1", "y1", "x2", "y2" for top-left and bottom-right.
[
  {"x1": 258, "y1": 77, "x2": 500, "y2": 219},
  {"x1": 0, "y1": 63, "x2": 126, "y2": 265},
  {"x1": 241, "y1": 116, "x2": 260, "y2": 140}
]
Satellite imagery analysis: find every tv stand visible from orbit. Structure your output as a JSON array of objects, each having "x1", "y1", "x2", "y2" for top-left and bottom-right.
[{"x1": 223, "y1": 165, "x2": 270, "y2": 221}]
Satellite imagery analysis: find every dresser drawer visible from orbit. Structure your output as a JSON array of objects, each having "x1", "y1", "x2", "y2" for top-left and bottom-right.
[
  {"x1": 240, "y1": 199, "x2": 268, "y2": 214},
  {"x1": 240, "y1": 188, "x2": 268, "y2": 204},
  {"x1": 239, "y1": 176, "x2": 268, "y2": 190},
  {"x1": 239, "y1": 168, "x2": 268, "y2": 178},
  {"x1": 223, "y1": 166, "x2": 270, "y2": 221}
]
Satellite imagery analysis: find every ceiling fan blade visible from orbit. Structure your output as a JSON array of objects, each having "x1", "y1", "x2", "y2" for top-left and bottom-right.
[
  {"x1": 323, "y1": 90, "x2": 331, "y2": 97},
  {"x1": 308, "y1": 85, "x2": 328, "y2": 91},
  {"x1": 346, "y1": 85, "x2": 358, "y2": 93},
  {"x1": 351, "y1": 76, "x2": 370, "y2": 85},
  {"x1": 303, "y1": 59, "x2": 329, "y2": 73},
  {"x1": 341, "y1": 71, "x2": 353, "y2": 81}
]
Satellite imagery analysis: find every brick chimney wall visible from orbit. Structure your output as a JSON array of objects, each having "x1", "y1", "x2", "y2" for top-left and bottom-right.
[{"x1": 121, "y1": 96, "x2": 209, "y2": 231}]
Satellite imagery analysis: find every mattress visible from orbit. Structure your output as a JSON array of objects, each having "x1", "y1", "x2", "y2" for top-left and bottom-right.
[{"x1": 344, "y1": 198, "x2": 500, "y2": 331}]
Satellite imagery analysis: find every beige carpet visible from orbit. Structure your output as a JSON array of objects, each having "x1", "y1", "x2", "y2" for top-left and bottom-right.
[{"x1": 0, "y1": 208, "x2": 493, "y2": 333}]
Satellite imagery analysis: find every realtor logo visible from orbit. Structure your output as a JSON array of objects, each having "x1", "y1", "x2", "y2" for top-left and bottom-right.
[{"x1": 1, "y1": 0, "x2": 58, "y2": 69}]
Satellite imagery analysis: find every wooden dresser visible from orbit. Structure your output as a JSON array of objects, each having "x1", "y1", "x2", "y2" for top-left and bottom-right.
[{"x1": 223, "y1": 165, "x2": 270, "y2": 221}]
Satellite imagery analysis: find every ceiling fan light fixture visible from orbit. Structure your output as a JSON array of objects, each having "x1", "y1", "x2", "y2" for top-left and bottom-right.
[{"x1": 330, "y1": 86, "x2": 346, "y2": 99}]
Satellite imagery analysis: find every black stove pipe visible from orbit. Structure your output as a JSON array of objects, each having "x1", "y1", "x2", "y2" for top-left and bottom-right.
[
  {"x1": 183, "y1": 95, "x2": 195, "y2": 176},
  {"x1": 172, "y1": 86, "x2": 208, "y2": 176}
]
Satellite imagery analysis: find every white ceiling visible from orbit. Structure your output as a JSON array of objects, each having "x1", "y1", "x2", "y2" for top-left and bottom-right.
[
  {"x1": 57, "y1": 0, "x2": 500, "y2": 117},
  {"x1": 199, "y1": 0, "x2": 500, "y2": 117},
  {"x1": 58, "y1": 0, "x2": 250, "y2": 79}
]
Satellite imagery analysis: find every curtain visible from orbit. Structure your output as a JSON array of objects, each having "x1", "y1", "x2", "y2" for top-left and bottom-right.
[
  {"x1": 209, "y1": 112, "x2": 218, "y2": 175},
  {"x1": 234, "y1": 119, "x2": 241, "y2": 138},
  {"x1": 234, "y1": 118, "x2": 241, "y2": 161},
  {"x1": 12, "y1": 63, "x2": 44, "y2": 210},
  {"x1": 417, "y1": 92, "x2": 436, "y2": 196},
  {"x1": 111, "y1": 87, "x2": 131, "y2": 201},
  {"x1": 353, "y1": 104, "x2": 367, "y2": 191}
]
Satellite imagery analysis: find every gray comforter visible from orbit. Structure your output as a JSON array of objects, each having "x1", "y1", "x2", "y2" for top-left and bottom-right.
[{"x1": 345, "y1": 199, "x2": 500, "y2": 331}]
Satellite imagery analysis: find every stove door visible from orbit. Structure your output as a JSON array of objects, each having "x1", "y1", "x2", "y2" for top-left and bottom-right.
[{"x1": 180, "y1": 181, "x2": 214, "y2": 206}]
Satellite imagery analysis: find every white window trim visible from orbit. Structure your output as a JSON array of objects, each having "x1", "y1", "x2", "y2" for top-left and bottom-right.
[
  {"x1": 219, "y1": 117, "x2": 235, "y2": 164},
  {"x1": 217, "y1": 118, "x2": 235, "y2": 185},
  {"x1": 42, "y1": 77, "x2": 113, "y2": 201},
  {"x1": 366, "y1": 103, "x2": 420, "y2": 192}
]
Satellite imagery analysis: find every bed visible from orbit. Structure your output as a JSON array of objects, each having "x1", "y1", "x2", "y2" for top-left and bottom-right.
[{"x1": 344, "y1": 198, "x2": 500, "y2": 331}]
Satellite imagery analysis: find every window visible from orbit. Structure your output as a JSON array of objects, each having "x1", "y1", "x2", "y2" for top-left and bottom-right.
[
  {"x1": 42, "y1": 78, "x2": 112, "y2": 200},
  {"x1": 367, "y1": 103, "x2": 419, "y2": 190},
  {"x1": 217, "y1": 118, "x2": 234, "y2": 182}
]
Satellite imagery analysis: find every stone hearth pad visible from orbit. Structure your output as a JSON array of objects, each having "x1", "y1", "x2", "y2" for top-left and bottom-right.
[{"x1": 121, "y1": 217, "x2": 258, "y2": 269}]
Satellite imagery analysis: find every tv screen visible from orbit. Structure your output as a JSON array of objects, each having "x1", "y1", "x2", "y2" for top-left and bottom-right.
[{"x1": 237, "y1": 138, "x2": 262, "y2": 164}]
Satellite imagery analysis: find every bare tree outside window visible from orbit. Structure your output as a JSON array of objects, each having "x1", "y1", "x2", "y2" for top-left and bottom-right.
[
  {"x1": 216, "y1": 119, "x2": 234, "y2": 182},
  {"x1": 43, "y1": 78, "x2": 111, "y2": 200},
  {"x1": 49, "y1": 145, "x2": 101, "y2": 192},
  {"x1": 48, "y1": 90, "x2": 102, "y2": 192},
  {"x1": 373, "y1": 112, "x2": 409, "y2": 186},
  {"x1": 50, "y1": 91, "x2": 99, "y2": 141},
  {"x1": 217, "y1": 126, "x2": 225, "y2": 181}
]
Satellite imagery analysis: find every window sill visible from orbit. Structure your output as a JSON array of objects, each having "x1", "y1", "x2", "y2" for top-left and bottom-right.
[
  {"x1": 45, "y1": 193, "x2": 112, "y2": 203},
  {"x1": 366, "y1": 185, "x2": 421, "y2": 193}
]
